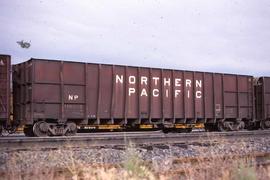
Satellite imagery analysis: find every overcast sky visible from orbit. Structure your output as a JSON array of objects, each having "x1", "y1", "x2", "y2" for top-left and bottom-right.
[{"x1": 0, "y1": 0, "x2": 270, "y2": 76}]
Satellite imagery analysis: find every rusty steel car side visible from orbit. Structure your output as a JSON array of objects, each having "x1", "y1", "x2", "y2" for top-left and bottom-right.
[{"x1": 12, "y1": 58, "x2": 258, "y2": 136}]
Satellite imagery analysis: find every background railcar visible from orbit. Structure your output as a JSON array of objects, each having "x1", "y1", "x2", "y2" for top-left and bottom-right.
[
  {"x1": 255, "y1": 77, "x2": 270, "y2": 129},
  {"x1": 12, "y1": 58, "x2": 257, "y2": 136},
  {"x1": 0, "y1": 55, "x2": 11, "y2": 133}
]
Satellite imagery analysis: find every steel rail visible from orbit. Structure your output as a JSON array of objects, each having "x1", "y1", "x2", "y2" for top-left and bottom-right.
[{"x1": 1, "y1": 130, "x2": 270, "y2": 151}]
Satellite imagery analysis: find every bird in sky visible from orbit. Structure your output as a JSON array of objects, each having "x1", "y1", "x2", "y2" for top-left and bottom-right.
[{"x1": 16, "y1": 40, "x2": 31, "y2": 49}]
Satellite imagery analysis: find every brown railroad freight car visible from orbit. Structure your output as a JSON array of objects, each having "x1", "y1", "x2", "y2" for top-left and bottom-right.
[
  {"x1": 0, "y1": 55, "x2": 11, "y2": 133},
  {"x1": 12, "y1": 58, "x2": 259, "y2": 136},
  {"x1": 255, "y1": 77, "x2": 270, "y2": 129}
]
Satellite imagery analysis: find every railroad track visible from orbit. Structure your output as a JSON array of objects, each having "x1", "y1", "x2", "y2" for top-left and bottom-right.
[
  {"x1": 1, "y1": 130, "x2": 270, "y2": 151},
  {"x1": 1, "y1": 130, "x2": 163, "y2": 138}
]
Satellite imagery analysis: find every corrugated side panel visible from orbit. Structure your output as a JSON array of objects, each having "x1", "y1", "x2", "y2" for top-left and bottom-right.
[
  {"x1": 13, "y1": 60, "x2": 33, "y2": 124},
  {"x1": 33, "y1": 60, "x2": 87, "y2": 121},
  {"x1": 0, "y1": 55, "x2": 11, "y2": 124},
  {"x1": 13, "y1": 58, "x2": 255, "y2": 126},
  {"x1": 223, "y1": 75, "x2": 253, "y2": 119},
  {"x1": 204, "y1": 73, "x2": 214, "y2": 119},
  {"x1": 238, "y1": 76, "x2": 254, "y2": 119},
  {"x1": 14, "y1": 59, "x2": 88, "y2": 124}
]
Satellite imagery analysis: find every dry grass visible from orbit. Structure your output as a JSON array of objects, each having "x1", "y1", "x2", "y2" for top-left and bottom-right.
[{"x1": 2, "y1": 136, "x2": 270, "y2": 180}]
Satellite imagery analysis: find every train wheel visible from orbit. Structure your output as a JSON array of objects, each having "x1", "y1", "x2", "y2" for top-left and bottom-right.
[
  {"x1": 217, "y1": 121, "x2": 233, "y2": 131},
  {"x1": 261, "y1": 120, "x2": 270, "y2": 130},
  {"x1": 234, "y1": 121, "x2": 245, "y2": 131},
  {"x1": 218, "y1": 121, "x2": 227, "y2": 132},
  {"x1": 33, "y1": 121, "x2": 49, "y2": 137},
  {"x1": 65, "y1": 121, "x2": 77, "y2": 136},
  {"x1": 218, "y1": 120, "x2": 244, "y2": 131}
]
